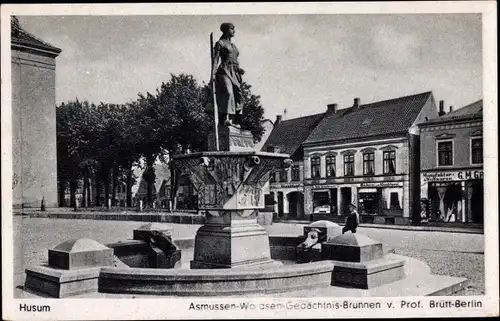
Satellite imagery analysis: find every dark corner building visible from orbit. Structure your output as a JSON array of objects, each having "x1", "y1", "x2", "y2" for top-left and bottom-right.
[{"x1": 419, "y1": 100, "x2": 484, "y2": 224}]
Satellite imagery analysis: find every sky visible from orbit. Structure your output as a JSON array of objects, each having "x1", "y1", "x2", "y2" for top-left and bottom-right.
[{"x1": 18, "y1": 14, "x2": 482, "y2": 120}]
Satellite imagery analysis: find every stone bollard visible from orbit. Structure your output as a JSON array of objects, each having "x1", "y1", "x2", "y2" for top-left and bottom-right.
[
  {"x1": 73, "y1": 199, "x2": 78, "y2": 212},
  {"x1": 107, "y1": 198, "x2": 111, "y2": 208},
  {"x1": 25, "y1": 238, "x2": 114, "y2": 298},
  {"x1": 138, "y1": 200, "x2": 143, "y2": 212},
  {"x1": 41, "y1": 197, "x2": 46, "y2": 212}
]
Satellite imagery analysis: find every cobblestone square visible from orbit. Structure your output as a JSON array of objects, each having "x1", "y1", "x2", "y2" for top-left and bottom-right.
[{"x1": 13, "y1": 216, "x2": 484, "y2": 297}]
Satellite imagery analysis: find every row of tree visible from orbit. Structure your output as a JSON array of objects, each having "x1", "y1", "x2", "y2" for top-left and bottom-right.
[{"x1": 57, "y1": 73, "x2": 265, "y2": 209}]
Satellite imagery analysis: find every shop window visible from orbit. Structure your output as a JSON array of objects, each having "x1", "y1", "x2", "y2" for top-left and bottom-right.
[
  {"x1": 311, "y1": 156, "x2": 321, "y2": 178},
  {"x1": 326, "y1": 155, "x2": 336, "y2": 177},
  {"x1": 279, "y1": 169, "x2": 288, "y2": 182},
  {"x1": 437, "y1": 141, "x2": 453, "y2": 166},
  {"x1": 291, "y1": 165, "x2": 300, "y2": 181},
  {"x1": 383, "y1": 151, "x2": 396, "y2": 174},
  {"x1": 389, "y1": 192, "x2": 401, "y2": 209},
  {"x1": 363, "y1": 152, "x2": 375, "y2": 175},
  {"x1": 344, "y1": 154, "x2": 354, "y2": 176},
  {"x1": 471, "y1": 137, "x2": 483, "y2": 164}
]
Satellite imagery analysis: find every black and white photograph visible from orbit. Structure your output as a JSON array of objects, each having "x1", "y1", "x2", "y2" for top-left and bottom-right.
[{"x1": 1, "y1": 2, "x2": 498, "y2": 320}]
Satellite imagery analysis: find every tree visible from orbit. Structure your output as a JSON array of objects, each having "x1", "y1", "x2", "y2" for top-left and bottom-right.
[
  {"x1": 134, "y1": 92, "x2": 169, "y2": 206},
  {"x1": 153, "y1": 74, "x2": 210, "y2": 210},
  {"x1": 56, "y1": 99, "x2": 97, "y2": 207}
]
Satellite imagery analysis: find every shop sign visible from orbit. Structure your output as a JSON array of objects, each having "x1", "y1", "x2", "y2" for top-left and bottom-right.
[
  {"x1": 280, "y1": 183, "x2": 303, "y2": 188},
  {"x1": 422, "y1": 170, "x2": 483, "y2": 182},
  {"x1": 311, "y1": 184, "x2": 338, "y2": 189},
  {"x1": 360, "y1": 182, "x2": 403, "y2": 188}
]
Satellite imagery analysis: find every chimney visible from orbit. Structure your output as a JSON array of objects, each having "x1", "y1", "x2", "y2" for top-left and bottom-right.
[
  {"x1": 449, "y1": 105, "x2": 453, "y2": 113},
  {"x1": 275, "y1": 115, "x2": 282, "y2": 125},
  {"x1": 438, "y1": 100, "x2": 445, "y2": 116},
  {"x1": 327, "y1": 103, "x2": 337, "y2": 114},
  {"x1": 353, "y1": 98, "x2": 360, "y2": 108}
]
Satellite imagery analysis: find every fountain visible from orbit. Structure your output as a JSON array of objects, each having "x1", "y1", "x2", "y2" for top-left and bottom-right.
[{"x1": 22, "y1": 23, "x2": 469, "y2": 298}]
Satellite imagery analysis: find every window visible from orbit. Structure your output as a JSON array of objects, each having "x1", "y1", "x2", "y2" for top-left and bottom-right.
[
  {"x1": 326, "y1": 155, "x2": 336, "y2": 177},
  {"x1": 311, "y1": 157, "x2": 321, "y2": 178},
  {"x1": 279, "y1": 169, "x2": 288, "y2": 182},
  {"x1": 291, "y1": 165, "x2": 300, "y2": 181},
  {"x1": 344, "y1": 154, "x2": 355, "y2": 176},
  {"x1": 471, "y1": 137, "x2": 483, "y2": 164},
  {"x1": 266, "y1": 146, "x2": 275, "y2": 153},
  {"x1": 363, "y1": 153, "x2": 375, "y2": 175},
  {"x1": 437, "y1": 141, "x2": 453, "y2": 166},
  {"x1": 383, "y1": 151, "x2": 396, "y2": 174}
]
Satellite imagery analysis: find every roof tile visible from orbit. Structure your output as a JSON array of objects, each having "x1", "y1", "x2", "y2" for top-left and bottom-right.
[
  {"x1": 262, "y1": 113, "x2": 326, "y2": 155},
  {"x1": 304, "y1": 91, "x2": 432, "y2": 144}
]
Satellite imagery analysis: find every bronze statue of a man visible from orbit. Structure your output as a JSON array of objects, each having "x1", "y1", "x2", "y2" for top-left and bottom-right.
[{"x1": 211, "y1": 23, "x2": 245, "y2": 126}]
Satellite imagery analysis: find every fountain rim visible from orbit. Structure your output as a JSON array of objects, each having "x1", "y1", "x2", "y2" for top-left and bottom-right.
[
  {"x1": 172, "y1": 151, "x2": 290, "y2": 159},
  {"x1": 100, "y1": 260, "x2": 335, "y2": 280}
]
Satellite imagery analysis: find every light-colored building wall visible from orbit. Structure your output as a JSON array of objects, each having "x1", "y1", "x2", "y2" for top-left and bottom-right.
[
  {"x1": 303, "y1": 137, "x2": 411, "y2": 219},
  {"x1": 12, "y1": 48, "x2": 60, "y2": 207},
  {"x1": 304, "y1": 139, "x2": 408, "y2": 178}
]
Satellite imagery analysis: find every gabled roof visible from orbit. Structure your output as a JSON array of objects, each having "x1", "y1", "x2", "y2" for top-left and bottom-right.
[
  {"x1": 423, "y1": 99, "x2": 482, "y2": 125},
  {"x1": 262, "y1": 113, "x2": 326, "y2": 155},
  {"x1": 304, "y1": 91, "x2": 433, "y2": 144},
  {"x1": 11, "y1": 16, "x2": 61, "y2": 55}
]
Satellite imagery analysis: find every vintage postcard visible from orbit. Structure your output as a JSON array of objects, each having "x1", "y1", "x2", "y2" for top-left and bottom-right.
[{"x1": 1, "y1": 2, "x2": 498, "y2": 320}]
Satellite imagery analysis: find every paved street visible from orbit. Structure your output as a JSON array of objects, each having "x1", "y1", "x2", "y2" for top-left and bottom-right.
[{"x1": 12, "y1": 216, "x2": 484, "y2": 296}]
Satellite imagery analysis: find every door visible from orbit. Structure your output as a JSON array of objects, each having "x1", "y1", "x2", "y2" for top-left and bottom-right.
[
  {"x1": 277, "y1": 192, "x2": 284, "y2": 217},
  {"x1": 341, "y1": 187, "x2": 352, "y2": 215}
]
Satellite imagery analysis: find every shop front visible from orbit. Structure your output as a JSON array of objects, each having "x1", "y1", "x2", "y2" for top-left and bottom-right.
[
  {"x1": 422, "y1": 169, "x2": 483, "y2": 223},
  {"x1": 305, "y1": 180, "x2": 407, "y2": 222},
  {"x1": 357, "y1": 182, "x2": 404, "y2": 217}
]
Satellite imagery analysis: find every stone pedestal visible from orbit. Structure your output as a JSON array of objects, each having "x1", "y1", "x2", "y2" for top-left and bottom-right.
[
  {"x1": 208, "y1": 125, "x2": 254, "y2": 152},
  {"x1": 323, "y1": 234, "x2": 405, "y2": 289},
  {"x1": 48, "y1": 238, "x2": 114, "y2": 269},
  {"x1": 190, "y1": 210, "x2": 279, "y2": 269},
  {"x1": 25, "y1": 238, "x2": 113, "y2": 297},
  {"x1": 322, "y1": 234, "x2": 384, "y2": 262}
]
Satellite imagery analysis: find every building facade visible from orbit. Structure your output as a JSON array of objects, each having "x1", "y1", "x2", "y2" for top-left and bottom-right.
[
  {"x1": 301, "y1": 93, "x2": 437, "y2": 224},
  {"x1": 419, "y1": 100, "x2": 483, "y2": 223},
  {"x1": 11, "y1": 17, "x2": 61, "y2": 208},
  {"x1": 262, "y1": 92, "x2": 439, "y2": 224}
]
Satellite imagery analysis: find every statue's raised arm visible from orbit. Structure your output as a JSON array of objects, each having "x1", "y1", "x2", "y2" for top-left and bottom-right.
[{"x1": 211, "y1": 23, "x2": 245, "y2": 126}]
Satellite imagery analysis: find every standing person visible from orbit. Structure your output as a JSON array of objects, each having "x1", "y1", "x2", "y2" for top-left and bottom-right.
[
  {"x1": 420, "y1": 200, "x2": 429, "y2": 224},
  {"x1": 211, "y1": 22, "x2": 245, "y2": 126},
  {"x1": 343, "y1": 203, "x2": 360, "y2": 234}
]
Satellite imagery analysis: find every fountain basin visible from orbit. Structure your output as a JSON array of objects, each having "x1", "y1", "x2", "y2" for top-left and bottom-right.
[
  {"x1": 98, "y1": 261, "x2": 334, "y2": 296},
  {"x1": 100, "y1": 233, "x2": 334, "y2": 296}
]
